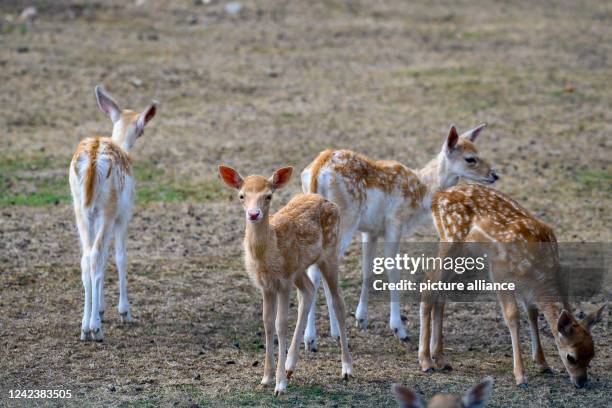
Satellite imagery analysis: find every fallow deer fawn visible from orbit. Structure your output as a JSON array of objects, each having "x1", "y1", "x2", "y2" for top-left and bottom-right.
[
  {"x1": 69, "y1": 86, "x2": 157, "y2": 341},
  {"x1": 218, "y1": 165, "x2": 352, "y2": 396},
  {"x1": 392, "y1": 377, "x2": 493, "y2": 408},
  {"x1": 301, "y1": 124, "x2": 498, "y2": 349},
  {"x1": 420, "y1": 183, "x2": 606, "y2": 387}
]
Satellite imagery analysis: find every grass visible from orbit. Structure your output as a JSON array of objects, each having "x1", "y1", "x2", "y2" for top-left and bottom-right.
[
  {"x1": 0, "y1": 154, "x2": 226, "y2": 206},
  {"x1": 576, "y1": 169, "x2": 612, "y2": 193}
]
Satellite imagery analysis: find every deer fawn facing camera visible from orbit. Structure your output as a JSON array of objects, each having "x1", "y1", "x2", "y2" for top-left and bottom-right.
[
  {"x1": 419, "y1": 183, "x2": 606, "y2": 387},
  {"x1": 392, "y1": 377, "x2": 494, "y2": 408},
  {"x1": 69, "y1": 86, "x2": 157, "y2": 341},
  {"x1": 218, "y1": 165, "x2": 352, "y2": 396},
  {"x1": 301, "y1": 124, "x2": 499, "y2": 349}
]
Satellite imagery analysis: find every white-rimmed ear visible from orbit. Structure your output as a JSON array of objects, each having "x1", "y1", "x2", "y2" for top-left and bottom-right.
[
  {"x1": 270, "y1": 167, "x2": 293, "y2": 190},
  {"x1": 218, "y1": 165, "x2": 244, "y2": 190},
  {"x1": 391, "y1": 384, "x2": 425, "y2": 408},
  {"x1": 463, "y1": 377, "x2": 494, "y2": 408},
  {"x1": 582, "y1": 303, "x2": 606, "y2": 333},
  {"x1": 137, "y1": 100, "x2": 158, "y2": 131},
  {"x1": 557, "y1": 309, "x2": 575, "y2": 337},
  {"x1": 444, "y1": 125, "x2": 459, "y2": 154},
  {"x1": 461, "y1": 123, "x2": 487, "y2": 142},
  {"x1": 95, "y1": 85, "x2": 121, "y2": 123}
]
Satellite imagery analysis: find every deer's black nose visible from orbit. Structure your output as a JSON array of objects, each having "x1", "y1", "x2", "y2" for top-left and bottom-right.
[{"x1": 574, "y1": 376, "x2": 588, "y2": 388}]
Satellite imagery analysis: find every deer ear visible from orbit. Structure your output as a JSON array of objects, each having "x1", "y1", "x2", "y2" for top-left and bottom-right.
[
  {"x1": 270, "y1": 166, "x2": 293, "y2": 190},
  {"x1": 557, "y1": 309, "x2": 575, "y2": 337},
  {"x1": 463, "y1": 377, "x2": 494, "y2": 408},
  {"x1": 582, "y1": 303, "x2": 606, "y2": 332},
  {"x1": 445, "y1": 125, "x2": 459, "y2": 153},
  {"x1": 95, "y1": 85, "x2": 121, "y2": 123},
  {"x1": 391, "y1": 384, "x2": 425, "y2": 408},
  {"x1": 461, "y1": 123, "x2": 487, "y2": 142},
  {"x1": 137, "y1": 101, "x2": 158, "y2": 131},
  {"x1": 218, "y1": 165, "x2": 243, "y2": 190}
]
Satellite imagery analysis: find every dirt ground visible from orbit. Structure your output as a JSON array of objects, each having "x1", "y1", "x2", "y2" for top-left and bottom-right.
[{"x1": 0, "y1": 0, "x2": 610, "y2": 407}]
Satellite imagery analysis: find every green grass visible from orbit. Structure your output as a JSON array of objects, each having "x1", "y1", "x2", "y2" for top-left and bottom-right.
[
  {"x1": 222, "y1": 383, "x2": 355, "y2": 407},
  {"x1": 576, "y1": 169, "x2": 612, "y2": 192},
  {"x1": 0, "y1": 153, "x2": 226, "y2": 206}
]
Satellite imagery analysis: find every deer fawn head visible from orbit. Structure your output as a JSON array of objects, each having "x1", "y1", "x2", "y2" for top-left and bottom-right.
[
  {"x1": 556, "y1": 304, "x2": 606, "y2": 388},
  {"x1": 392, "y1": 377, "x2": 493, "y2": 408},
  {"x1": 218, "y1": 165, "x2": 293, "y2": 223},
  {"x1": 95, "y1": 85, "x2": 157, "y2": 151},
  {"x1": 442, "y1": 124, "x2": 499, "y2": 185}
]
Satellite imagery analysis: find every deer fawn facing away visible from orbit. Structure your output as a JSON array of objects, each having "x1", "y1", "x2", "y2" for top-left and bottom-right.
[
  {"x1": 218, "y1": 165, "x2": 352, "y2": 396},
  {"x1": 392, "y1": 377, "x2": 494, "y2": 408},
  {"x1": 420, "y1": 183, "x2": 606, "y2": 387},
  {"x1": 301, "y1": 124, "x2": 499, "y2": 349},
  {"x1": 69, "y1": 86, "x2": 157, "y2": 341}
]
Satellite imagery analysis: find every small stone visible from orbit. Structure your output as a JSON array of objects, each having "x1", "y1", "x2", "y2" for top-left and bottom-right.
[
  {"x1": 225, "y1": 2, "x2": 242, "y2": 14},
  {"x1": 20, "y1": 7, "x2": 37, "y2": 21},
  {"x1": 131, "y1": 77, "x2": 143, "y2": 87}
]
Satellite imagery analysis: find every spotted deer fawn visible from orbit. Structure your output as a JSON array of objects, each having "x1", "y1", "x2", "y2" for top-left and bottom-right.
[
  {"x1": 301, "y1": 124, "x2": 498, "y2": 348},
  {"x1": 218, "y1": 165, "x2": 352, "y2": 396},
  {"x1": 69, "y1": 86, "x2": 157, "y2": 341},
  {"x1": 420, "y1": 183, "x2": 606, "y2": 387},
  {"x1": 392, "y1": 377, "x2": 493, "y2": 408}
]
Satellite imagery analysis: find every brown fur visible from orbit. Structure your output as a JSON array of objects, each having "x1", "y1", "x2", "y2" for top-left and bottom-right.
[
  {"x1": 72, "y1": 136, "x2": 132, "y2": 207},
  {"x1": 420, "y1": 183, "x2": 602, "y2": 387},
  {"x1": 311, "y1": 149, "x2": 426, "y2": 210},
  {"x1": 308, "y1": 149, "x2": 334, "y2": 193},
  {"x1": 219, "y1": 166, "x2": 352, "y2": 394}
]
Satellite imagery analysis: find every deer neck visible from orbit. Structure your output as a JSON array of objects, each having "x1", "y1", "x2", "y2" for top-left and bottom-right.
[
  {"x1": 244, "y1": 216, "x2": 273, "y2": 261},
  {"x1": 416, "y1": 153, "x2": 459, "y2": 209}
]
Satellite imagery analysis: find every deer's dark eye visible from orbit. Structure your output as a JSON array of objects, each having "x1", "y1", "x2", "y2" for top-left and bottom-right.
[
  {"x1": 265, "y1": 194, "x2": 272, "y2": 201},
  {"x1": 239, "y1": 193, "x2": 245, "y2": 200},
  {"x1": 465, "y1": 157, "x2": 477, "y2": 164},
  {"x1": 567, "y1": 354, "x2": 577, "y2": 365}
]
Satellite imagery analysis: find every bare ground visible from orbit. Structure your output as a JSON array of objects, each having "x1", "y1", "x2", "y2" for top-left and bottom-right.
[{"x1": 0, "y1": 1, "x2": 610, "y2": 407}]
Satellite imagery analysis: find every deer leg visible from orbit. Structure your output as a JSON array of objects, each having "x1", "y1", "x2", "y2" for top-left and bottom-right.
[
  {"x1": 75, "y1": 210, "x2": 93, "y2": 341},
  {"x1": 355, "y1": 232, "x2": 378, "y2": 330},
  {"x1": 274, "y1": 287, "x2": 291, "y2": 396},
  {"x1": 384, "y1": 229, "x2": 408, "y2": 341},
  {"x1": 418, "y1": 298, "x2": 434, "y2": 372},
  {"x1": 319, "y1": 258, "x2": 353, "y2": 379},
  {"x1": 527, "y1": 304, "x2": 550, "y2": 373},
  {"x1": 115, "y1": 220, "x2": 132, "y2": 323},
  {"x1": 304, "y1": 263, "x2": 322, "y2": 352},
  {"x1": 431, "y1": 300, "x2": 451, "y2": 370},
  {"x1": 261, "y1": 289, "x2": 277, "y2": 387},
  {"x1": 88, "y1": 217, "x2": 114, "y2": 342},
  {"x1": 286, "y1": 272, "x2": 314, "y2": 379},
  {"x1": 499, "y1": 293, "x2": 527, "y2": 387}
]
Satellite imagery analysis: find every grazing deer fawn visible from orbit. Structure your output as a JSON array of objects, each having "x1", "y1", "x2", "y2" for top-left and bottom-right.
[
  {"x1": 69, "y1": 86, "x2": 157, "y2": 341},
  {"x1": 419, "y1": 183, "x2": 606, "y2": 387},
  {"x1": 301, "y1": 124, "x2": 498, "y2": 349},
  {"x1": 392, "y1": 377, "x2": 494, "y2": 408},
  {"x1": 218, "y1": 165, "x2": 352, "y2": 396}
]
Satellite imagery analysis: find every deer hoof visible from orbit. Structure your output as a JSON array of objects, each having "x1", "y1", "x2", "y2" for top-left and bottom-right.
[{"x1": 119, "y1": 311, "x2": 133, "y2": 324}]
